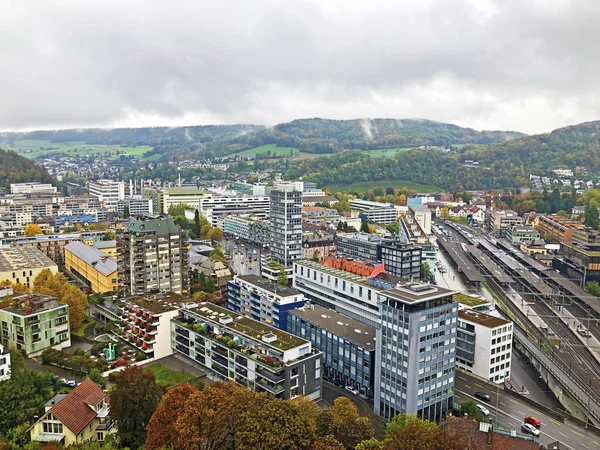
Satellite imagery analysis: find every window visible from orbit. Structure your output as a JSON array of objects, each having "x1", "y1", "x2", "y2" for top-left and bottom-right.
[
  {"x1": 291, "y1": 367, "x2": 299, "y2": 376},
  {"x1": 97, "y1": 432, "x2": 104, "y2": 441}
]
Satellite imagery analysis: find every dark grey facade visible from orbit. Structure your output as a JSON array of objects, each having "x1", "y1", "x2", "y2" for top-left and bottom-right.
[
  {"x1": 334, "y1": 232, "x2": 382, "y2": 261},
  {"x1": 378, "y1": 244, "x2": 422, "y2": 280},
  {"x1": 270, "y1": 187, "x2": 302, "y2": 267},
  {"x1": 374, "y1": 282, "x2": 458, "y2": 424},
  {"x1": 287, "y1": 305, "x2": 376, "y2": 397},
  {"x1": 172, "y1": 303, "x2": 322, "y2": 401}
]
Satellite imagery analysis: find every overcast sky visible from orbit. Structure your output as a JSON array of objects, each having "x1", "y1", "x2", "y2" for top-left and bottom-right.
[{"x1": 1, "y1": 0, "x2": 598, "y2": 134}]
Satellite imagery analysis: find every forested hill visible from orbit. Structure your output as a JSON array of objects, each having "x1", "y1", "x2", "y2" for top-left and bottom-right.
[
  {"x1": 210, "y1": 118, "x2": 526, "y2": 154},
  {"x1": 0, "y1": 149, "x2": 56, "y2": 189},
  {"x1": 284, "y1": 120, "x2": 600, "y2": 192}
]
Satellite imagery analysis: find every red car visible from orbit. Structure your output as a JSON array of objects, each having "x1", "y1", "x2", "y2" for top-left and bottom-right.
[{"x1": 524, "y1": 416, "x2": 541, "y2": 428}]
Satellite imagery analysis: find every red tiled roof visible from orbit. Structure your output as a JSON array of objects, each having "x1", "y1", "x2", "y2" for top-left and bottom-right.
[
  {"x1": 49, "y1": 378, "x2": 105, "y2": 436},
  {"x1": 445, "y1": 416, "x2": 539, "y2": 450}
]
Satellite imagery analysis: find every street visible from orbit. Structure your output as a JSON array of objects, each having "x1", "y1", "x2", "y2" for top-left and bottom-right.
[
  {"x1": 223, "y1": 238, "x2": 262, "y2": 276},
  {"x1": 455, "y1": 370, "x2": 600, "y2": 449}
]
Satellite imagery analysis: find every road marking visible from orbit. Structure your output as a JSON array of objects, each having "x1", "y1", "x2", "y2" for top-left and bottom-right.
[
  {"x1": 475, "y1": 383, "x2": 485, "y2": 388},
  {"x1": 509, "y1": 399, "x2": 520, "y2": 405},
  {"x1": 517, "y1": 410, "x2": 526, "y2": 416},
  {"x1": 500, "y1": 402, "x2": 508, "y2": 407},
  {"x1": 571, "y1": 429, "x2": 584, "y2": 437},
  {"x1": 594, "y1": 441, "x2": 600, "y2": 446},
  {"x1": 581, "y1": 444, "x2": 590, "y2": 449},
  {"x1": 458, "y1": 376, "x2": 467, "y2": 381},
  {"x1": 530, "y1": 408, "x2": 542, "y2": 416},
  {"x1": 549, "y1": 418, "x2": 562, "y2": 426},
  {"x1": 508, "y1": 422, "x2": 517, "y2": 427},
  {"x1": 559, "y1": 432, "x2": 568, "y2": 437},
  {"x1": 464, "y1": 384, "x2": 471, "y2": 389}
]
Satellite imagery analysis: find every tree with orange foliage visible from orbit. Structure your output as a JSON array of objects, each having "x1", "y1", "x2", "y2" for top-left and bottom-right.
[
  {"x1": 33, "y1": 269, "x2": 87, "y2": 328},
  {"x1": 316, "y1": 397, "x2": 373, "y2": 450},
  {"x1": 146, "y1": 383, "x2": 200, "y2": 450}
]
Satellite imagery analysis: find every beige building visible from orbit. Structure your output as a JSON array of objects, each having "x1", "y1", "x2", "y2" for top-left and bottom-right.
[{"x1": 0, "y1": 246, "x2": 58, "y2": 288}]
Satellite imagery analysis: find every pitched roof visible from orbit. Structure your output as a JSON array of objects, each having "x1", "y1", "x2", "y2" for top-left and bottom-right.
[
  {"x1": 64, "y1": 241, "x2": 117, "y2": 276},
  {"x1": 49, "y1": 378, "x2": 105, "y2": 436},
  {"x1": 445, "y1": 416, "x2": 539, "y2": 450}
]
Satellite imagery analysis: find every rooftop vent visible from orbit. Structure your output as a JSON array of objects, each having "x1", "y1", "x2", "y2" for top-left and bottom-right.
[
  {"x1": 354, "y1": 329, "x2": 362, "y2": 334},
  {"x1": 409, "y1": 283, "x2": 436, "y2": 293},
  {"x1": 262, "y1": 333, "x2": 278, "y2": 343},
  {"x1": 219, "y1": 315, "x2": 233, "y2": 325}
]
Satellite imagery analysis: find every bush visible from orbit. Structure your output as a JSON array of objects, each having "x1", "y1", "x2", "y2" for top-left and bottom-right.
[
  {"x1": 135, "y1": 352, "x2": 147, "y2": 362},
  {"x1": 41, "y1": 348, "x2": 104, "y2": 374},
  {"x1": 115, "y1": 360, "x2": 127, "y2": 367},
  {"x1": 108, "y1": 371, "x2": 119, "y2": 382}
]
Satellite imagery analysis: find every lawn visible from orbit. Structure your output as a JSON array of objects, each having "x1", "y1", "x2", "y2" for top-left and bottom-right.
[
  {"x1": 145, "y1": 363, "x2": 196, "y2": 386},
  {"x1": 234, "y1": 144, "x2": 303, "y2": 157},
  {"x1": 325, "y1": 179, "x2": 441, "y2": 193},
  {"x1": 3, "y1": 139, "x2": 155, "y2": 160}
]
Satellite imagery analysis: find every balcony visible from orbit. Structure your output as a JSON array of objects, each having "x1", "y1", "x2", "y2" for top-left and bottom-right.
[
  {"x1": 212, "y1": 345, "x2": 229, "y2": 358},
  {"x1": 212, "y1": 353, "x2": 229, "y2": 367},
  {"x1": 175, "y1": 336, "x2": 189, "y2": 347},
  {"x1": 176, "y1": 344, "x2": 189, "y2": 355},
  {"x1": 212, "y1": 361, "x2": 229, "y2": 378},
  {"x1": 235, "y1": 365, "x2": 248, "y2": 377},
  {"x1": 256, "y1": 367, "x2": 284, "y2": 383},
  {"x1": 175, "y1": 326, "x2": 189, "y2": 338},
  {"x1": 32, "y1": 432, "x2": 65, "y2": 443},
  {"x1": 255, "y1": 376, "x2": 285, "y2": 394},
  {"x1": 235, "y1": 355, "x2": 247, "y2": 366}
]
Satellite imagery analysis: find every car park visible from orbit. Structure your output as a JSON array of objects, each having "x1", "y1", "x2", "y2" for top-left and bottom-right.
[
  {"x1": 476, "y1": 404, "x2": 490, "y2": 416},
  {"x1": 345, "y1": 386, "x2": 359, "y2": 395},
  {"x1": 521, "y1": 423, "x2": 540, "y2": 436},
  {"x1": 524, "y1": 416, "x2": 541, "y2": 428},
  {"x1": 474, "y1": 392, "x2": 491, "y2": 401}
]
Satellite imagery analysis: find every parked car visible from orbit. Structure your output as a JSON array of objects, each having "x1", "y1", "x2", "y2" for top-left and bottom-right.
[
  {"x1": 345, "y1": 386, "x2": 359, "y2": 395},
  {"x1": 63, "y1": 379, "x2": 76, "y2": 387},
  {"x1": 475, "y1": 392, "x2": 491, "y2": 401},
  {"x1": 524, "y1": 416, "x2": 541, "y2": 428},
  {"x1": 521, "y1": 422, "x2": 540, "y2": 436},
  {"x1": 476, "y1": 404, "x2": 490, "y2": 416}
]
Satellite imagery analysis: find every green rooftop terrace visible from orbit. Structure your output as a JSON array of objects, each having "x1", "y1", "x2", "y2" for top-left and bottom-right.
[
  {"x1": 185, "y1": 303, "x2": 308, "y2": 352},
  {"x1": 454, "y1": 293, "x2": 488, "y2": 307},
  {"x1": 118, "y1": 292, "x2": 185, "y2": 314}
]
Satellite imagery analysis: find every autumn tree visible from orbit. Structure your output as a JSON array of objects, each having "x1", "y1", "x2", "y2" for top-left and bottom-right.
[
  {"x1": 146, "y1": 383, "x2": 199, "y2": 450},
  {"x1": 312, "y1": 435, "x2": 345, "y2": 450},
  {"x1": 192, "y1": 291, "x2": 219, "y2": 304},
  {"x1": 316, "y1": 397, "x2": 374, "y2": 450},
  {"x1": 109, "y1": 366, "x2": 164, "y2": 450},
  {"x1": 209, "y1": 246, "x2": 229, "y2": 266},
  {"x1": 208, "y1": 227, "x2": 224, "y2": 242},
  {"x1": 383, "y1": 414, "x2": 461, "y2": 450},
  {"x1": 23, "y1": 223, "x2": 43, "y2": 236},
  {"x1": 33, "y1": 269, "x2": 87, "y2": 328},
  {"x1": 440, "y1": 206, "x2": 449, "y2": 219},
  {"x1": 0, "y1": 280, "x2": 30, "y2": 295}
]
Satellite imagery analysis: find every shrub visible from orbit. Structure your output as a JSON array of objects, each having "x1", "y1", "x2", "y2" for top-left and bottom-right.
[
  {"x1": 135, "y1": 352, "x2": 147, "y2": 362},
  {"x1": 115, "y1": 360, "x2": 127, "y2": 367}
]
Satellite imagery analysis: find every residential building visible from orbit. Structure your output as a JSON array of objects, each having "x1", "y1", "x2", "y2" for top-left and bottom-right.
[
  {"x1": 504, "y1": 225, "x2": 540, "y2": 245},
  {"x1": 349, "y1": 199, "x2": 398, "y2": 224},
  {"x1": 536, "y1": 214, "x2": 575, "y2": 243},
  {"x1": 0, "y1": 246, "x2": 58, "y2": 288},
  {"x1": 190, "y1": 259, "x2": 232, "y2": 303},
  {"x1": 269, "y1": 184, "x2": 302, "y2": 267},
  {"x1": 408, "y1": 204, "x2": 432, "y2": 235},
  {"x1": 456, "y1": 310, "x2": 512, "y2": 383},
  {"x1": 64, "y1": 241, "x2": 118, "y2": 293},
  {"x1": 0, "y1": 344, "x2": 10, "y2": 381},
  {"x1": 172, "y1": 302, "x2": 322, "y2": 400},
  {"x1": 301, "y1": 232, "x2": 336, "y2": 260},
  {"x1": 553, "y1": 169, "x2": 573, "y2": 178},
  {"x1": 222, "y1": 215, "x2": 270, "y2": 247},
  {"x1": 88, "y1": 180, "x2": 125, "y2": 211},
  {"x1": 397, "y1": 215, "x2": 436, "y2": 277},
  {"x1": 445, "y1": 416, "x2": 540, "y2": 450},
  {"x1": 117, "y1": 197, "x2": 153, "y2": 216},
  {"x1": 374, "y1": 282, "x2": 458, "y2": 423},
  {"x1": 199, "y1": 196, "x2": 270, "y2": 225},
  {"x1": 287, "y1": 304, "x2": 376, "y2": 397},
  {"x1": 293, "y1": 257, "x2": 386, "y2": 327},
  {"x1": 3, "y1": 233, "x2": 95, "y2": 264},
  {"x1": 206, "y1": 205, "x2": 269, "y2": 228},
  {"x1": 233, "y1": 181, "x2": 267, "y2": 196},
  {"x1": 10, "y1": 182, "x2": 57, "y2": 194},
  {"x1": 520, "y1": 239, "x2": 548, "y2": 256},
  {"x1": 335, "y1": 232, "x2": 383, "y2": 261},
  {"x1": 486, "y1": 210, "x2": 523, "y2": 236},
  {"x1": 30, "y1": 379, "x2": 114, "y2": 446},
  {"x1": 228, "y1": 274, "x2": 306, "y2": 330},
  {"x1": 92, "y1": 240, "x2": 118, "y2": 257},
  {"x1": 572, "y1": 226, "x2": 600, "y2": 245},
  {"x1": 0, "y1": 294, "x2": 70, "y2": 357},
  {"x1": 423, "y1": 201, "x2": 444, "y2": 218},
  {"x1": 114, "y1": 293, "x2": 182, "y2": 359},
  {"x1": 118, "y1": 216, "x2": 189, "y2": 295},
  {"x1": 378, "y1": 242, "x2": 422, "y2": 281}
]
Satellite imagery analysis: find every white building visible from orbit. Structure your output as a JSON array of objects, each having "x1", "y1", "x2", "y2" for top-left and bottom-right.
[
  {"x1": 349, "y1": 199, "x2": 398, "y2": 224},
  {"x1": 553, "y1": 169, "x2": 573, "y2": 178},
  {"x1": 10, "y1": 183, "x2": 57, "y2": 194},
  {"x1": 408, "y1": 204, "x2": 432, "y2": 235},
  {"x1": 117, "y1": 197, "x2": 153, "y2": 216},
  {"x1": 200, "y1": 196, "x2": 271, "y2": 226},
  {"x1": 0, "y1": 344, "x2": 10, "y2": 381},
  {"x1": 456, "y1": 310, "x2": 513, "y2": 384},
  {"x1": 88, "y1": 180, "x2": 125, "y2": 211}
]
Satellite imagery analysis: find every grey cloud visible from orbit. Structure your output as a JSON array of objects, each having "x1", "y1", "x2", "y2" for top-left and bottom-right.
[{"x1": 1, "y1": 0, "x2": 598, "y2": 133}]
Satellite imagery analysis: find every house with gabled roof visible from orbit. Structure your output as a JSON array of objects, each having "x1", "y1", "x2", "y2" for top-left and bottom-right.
[{"x1": 30, "y1": 378, "x2": 113, "y2": 446}]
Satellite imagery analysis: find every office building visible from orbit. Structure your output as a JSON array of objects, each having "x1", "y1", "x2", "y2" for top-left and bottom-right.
[
  {"x1": 228, "y1": 274, "x2": 306, "y2": 331},
  {"x1": 88, "y1": 180, "x2": 125, "y2": 211},
  {"x1": 117, "y1": 198, "x2": 153, "y2": 217},
  {"x1": 4, "y1": 232, "x2": 105, "y2": 264},
  {"x1": 269, "y1": 185, "x2": 302, "y2": 267},
  {"x1": 335, "y1": 232, "x2": 384, "y2": 261},
  {"x1": 172, "y1": 302, "x2": 322, "y2": 400},
  {"x1": 407, "y1": 204, "x2": 432, "y2": 235},
  {"x1": 10, "y1": 183, "x2": 57, "y2": 194},
  {"x1": 486, "y1": 210, "x2": 523, "y2": 236},
  {"x1": 0, "y1": 246, "x2": 58, "y2": 288},
  {"x1": 221, "y1": 216, "x2": 270, "y2": 247},
  {"x1": 293, "y1": 257, "x2": 386, "y2": 327},
  {"x1": 233, "y1": 181, "x2": 268, "y2": 196},
  {"x1": 118, "y1": 216, "x2": 189, "y2": 295},
  {"x1": 0, "y1": 294, "x2": 70, "y2": 357},
  {"x1": 374, "y1": 282, "x2": 458, "y2": 423},
  {"x1": 114, "y1": 293, "x2": 182, "y2": 359},
  {"x1": 349, "y1": 199, "x2": 398, "y2": 224},
  {"x1": 456, "y1": 310, "x2": 512, "y2": 383},
  {"x1": 503, "y1": 225, "x2": 540, "y2": 245},
  {"x1": 64, "y1": 241, "x2": 118, "y2": 293},
  {"x1": 0, "y1": 344, "x2": 10, "y2": 381},
  {"x1": 378, "y1": 243, "x2": 422, "y2": 281},
  {"x1": 199, "y1": 196, "x2": 270, "y2": 224},
  {"x1": 155, "y1": 187, "x2": 207, "y2": 213},
  {"x1": 287, "y1": 304, "x2": 376, "y2": 397},
  {"x1": 397, "y1": 216, "x2": 436, "y2": 277}
]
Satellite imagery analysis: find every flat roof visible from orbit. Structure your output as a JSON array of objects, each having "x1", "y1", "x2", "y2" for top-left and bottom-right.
[
  {"x1": 409, "y1": 204, "x2": 430, "y2": 213},
  {"x1": 289, "y1": 304, "x2": 376, "y2": 349},
  {"x1": 237, "y1": 274, "x2": 301, "y2": 297},
  {"x1": 384, "y1": 282, "x2": 458, "y2": 304},
  {"x1": 454, "y1": 293, "x2": 489, "y2": 307},
  {"x1": 64, "y1": 242, "x2": 117, "y2": 276},
  {"x1": 458, "y1": 310, "x2": 510, "y2": 328},
  {"x1": 0, "y1": 246, "x2": 57, "y2": 272},
  {"x1": 187, "y1": 302, "x2": 308, "y2": 351},
  {"x1": 0, "y1": 294, "x2": 64, "y2": 317},
  {"x1": 92, "y1": 240, "x2": 116, "y2": 249},
  {"x1": 127, "y1": 216, "x2": 182, "y2": 235},
  {"x1": 119, "y1": 292, "x2": 184, "y2": 314}
]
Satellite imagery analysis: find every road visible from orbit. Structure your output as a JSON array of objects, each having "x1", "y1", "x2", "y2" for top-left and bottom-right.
[
  {"x1": 455, "y1": 369, "x2": 600, "y2": 449},
  {"x1": 229, "y1": 245, "x2": 261, "y2": 276}
]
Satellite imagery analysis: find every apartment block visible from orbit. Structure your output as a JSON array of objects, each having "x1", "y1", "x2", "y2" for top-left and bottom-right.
[
  {"x1": 118, "y1": 216, "x2": 189, "y2": 295},
  {"x1": 88, "y1": 180, "x2": 125, "y2": 211},
  {"x1": 222, "y1": 216, "x2": 270, "y2": 247},
  {"x1": 114, "y1": 293, "x2": 182, "y2": 359},
  {"x1": 287, "y1": 304, "x2": 376, "y2": 397},
  {"x1": 117, "y1": 197, "x2": 153, "y2": 216},
  {"x1": 301, "y1": 233, "x2": 336, "y2": 260},
  {"x1": 335, "y1": 232, "x2": 384, "y2": 261},
  {"x1": 30, "y1": 379, "x2": 114, "y2": 446},
  {"x1": 270, "y1": 185, "x2": 302, "y2": 267},
  {"x1": 503, "y1": 225, "x2": 540, "y2": 245},
  {"x1": 486, "y1": 210, "x2": 523, "y2": 236},
  {"x1": 190, "y1": 259, "x2": 232, "y2": 303},
  {"x1": 156, "y1": 187, "x2": 207, "y2": 213},
  {"x1": 0, "y1": 294, "x2": 70, "y2": 357},
  {"x1": 200, "y1": 196, "x2": 270, "y2": 226},
  {"x1": 64, "y1": 241, "x2": 118, "y2": 293},
  {"x1": 374, "y1": 282, "x2": 458, "y2": 423},
  {"x1": 378, "y1": 243, "x2": 422, "y2": 281},
  {"x1": 172, "y1": 302, "x2": 322, "y2": 400},
  {"x1": 536, "y1": 214, "x2": 581, "y2": 244},
  {"x1": 349, "y1": 199, "x2": 398, "y2": 224},
  {"x1": 456, "y1": 310, "x2": 512, "y2": 383},
  {"x1": 228, "y1": 274, "x2": 307, "y2": 331},
  {"x1": 0, "y1": 344, "x2": 10, "y2": 381},
  {"x1": 0, "y1": 246, "x2": 58, "y2": 288}
]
